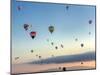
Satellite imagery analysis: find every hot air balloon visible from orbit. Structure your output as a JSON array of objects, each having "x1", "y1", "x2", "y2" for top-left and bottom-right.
[
  {"x1": 46, "y1": 39, "x2": 49, "y2": 42},
  {"x1": 15, "y1": 57, "x2": 19, "y2": 60},
  {"x1": 24, "y1": 24, "x2": 29, "y2": 31},
  {"x1": 81, "y1": 43, "x2": 84, "y2": 47},
  {"x1": 59, "y1": 67, "x2": 61, "y2": 70},
  {"x1": 66, "y1": 6, "x2": 69, "y2": 10},
  {"x1": 17, "y1": 6, "x2": 21, "y2": 11},
  {"x1": 31, "y1": 50, "x2": 34, "y2": 53},
  {"x1": 52, "y1": 55, "x2": 54, "y2": 57},
  {"x1": 39, "y1": 56, "x2": 41, "y2": 59},
  {"x1": 81, "y1": 62, "x2": 83, "y2": 64},
  {"x1": 89, "y1": 32, "x2": 91, "y2": 35},
  {"x1": 61, "y1": 44, "x2": 64, "y2": 48},
  {"x1": 49, "y1": 26, "x2": 54, "y2": 34},
  {"x1": 51, "y1": 42, "x2": 54, "y2": 45},
  {"x1": 36, "y1": 55, "x2": 38, "y2": 57},
  {"x1": 89, "y1": 20, "x2": 92, "y2": 24},
  {"x1": 55, "y1": 46, "x2": 58, "y2": 50},
  {"x1": 75, "y1": 38, "x2": 78, "y2": 42},
  {"x1": 62, "y1": 67, "x2": 66, "y2": 71},
  {"x1": 30, "y1": 31, "x2": 36, "y2": 39}
]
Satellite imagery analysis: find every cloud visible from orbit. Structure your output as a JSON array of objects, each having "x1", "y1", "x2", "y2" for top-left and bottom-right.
[{"x1": 29, "y1": 51, "x2": 96, "y2": 64}]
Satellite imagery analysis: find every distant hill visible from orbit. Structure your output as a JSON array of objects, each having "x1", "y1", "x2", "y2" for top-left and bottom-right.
[{"x1": 29, "y1": 51, "x2": 96, "y2": 64}]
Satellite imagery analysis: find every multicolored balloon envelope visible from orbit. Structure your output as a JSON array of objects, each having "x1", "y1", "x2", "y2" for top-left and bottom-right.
[
  {"x1": 11, "y1": 0, "x2": 96, "y2": 75},
  {"x1": 30, "y1": 31, "x2": 36, "y2": 39}
]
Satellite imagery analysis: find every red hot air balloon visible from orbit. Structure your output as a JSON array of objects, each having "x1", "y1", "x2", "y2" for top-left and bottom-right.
[{"x1": 30, "y1": 31, "x2": 36, "y2": 39}]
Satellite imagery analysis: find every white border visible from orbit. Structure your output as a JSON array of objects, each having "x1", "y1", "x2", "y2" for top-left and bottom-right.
[{"x1": 19, "y1": 0, "x2": 96, "y2": 5}]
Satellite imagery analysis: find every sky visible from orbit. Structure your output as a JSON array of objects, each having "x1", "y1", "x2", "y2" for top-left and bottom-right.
[{"x1": 12, "y1": 0, "x2": 96, "y2": 64}]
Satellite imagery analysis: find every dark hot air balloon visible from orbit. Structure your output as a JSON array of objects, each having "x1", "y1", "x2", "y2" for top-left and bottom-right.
[
  {"x1": 31, "y1": 50, "x2": 34, "y2": 53},
  {"x1": 17, "y1": 6, "x2": 21, "y2": 11},
  {"x1": 24, "y1": 24, "x2": 29, "y2": 31},
  {"x1": 39, "y1": 56, "x2": 41, "y2": 59},
  {"x1": 66, "y1": 6, "x2": 69, "y2": 10},
  {"x1": 48, "y1": 26, "x2": 54, "y2": 34},
  {"x1": 81, "y1": 43, "x2": 84, "y2": 47},
  {"x1": 62, "y1": 67, "x2": 66, "y2": 71},
  {"x1": 61, "y1": 44, "x2": 64, "y2": 48},
  {"x1": 15, "y1": 57, "x2": 19, "y2": 60},
  {"x1": 81, "y1": 62, "x2": 83, "y2": 64},
  {"x1": 89, "y1": 20, "x2": 92, "y2": 24},
  {"x1": 51, "y1": 42, "x2": 54, "y2": 45},
  {"x1": 55, "y1": 46, "x2": 58, "y2": 50}
]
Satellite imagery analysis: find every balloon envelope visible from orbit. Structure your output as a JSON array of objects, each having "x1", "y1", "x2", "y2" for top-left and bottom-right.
[
  {"x1": 51, "y1": 42, "x2": 54, "y2": 45},
  {"x1": 55, "y1": 46, "x2": 58, "y2": 49},
  {"x1": 24, "y1": 24, "x2": 29, "y2": 31},
  {"x1": 62, "y1": 67, "x2": 66, "y2": 71},
  {"x1": 59, "y1": 67, "x2": 61, "y2": 70},
  {"x1": 49, "y1": 26, "x2": 54, "y2": 34},
  {"x1": 89, "y1": 32, "x2": 91, "y2": 35},
  {"x1": 47, "y1": 39, "x2": 49, "y2": 42},
  {"x1": 39, "y1": 56, "x2": 41, "y2": 59},
  {"x1": 36, "y1": 55, "x2": 38, "y2": 57},
  {"x1": 66, "y1": 6, "x2": 69, "y2": 10},
  {"x1": 31, "y1": 50, "x2": 34, "y2": 53},
  {"x1": 89, "y1": 20, "x2": 92, "y2": 24},
  {"x1": 52, "y1": 55, "x2": 54, "y2": 57},
  {"x1": 15, "y1": 57, "x2": 19, "y2": 60},
  {"x1": 17, "y1": 6, "x2": 21, "y2": 11},
  {"x1": 30, "y1": 31, "x2": 36, "y2": 39},
  {"x1": 61, "y1": 44, "x2": 64, "y2": 48},
  {"x1": 75, "y1": 38, "x2": 78, "y2": 41},
  {"x1": 81, "y1": 43, "x2": 84, "y2": 47},
  {"x1": 81, "y1": 62, "x2": 83, "y2": 64}
]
